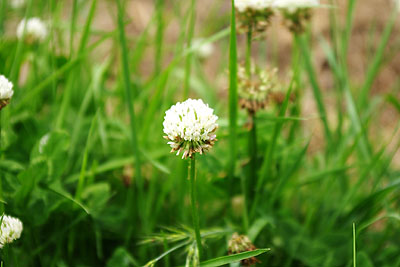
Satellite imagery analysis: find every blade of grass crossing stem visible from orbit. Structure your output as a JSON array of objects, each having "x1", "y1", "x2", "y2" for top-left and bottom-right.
[
  {"x1": 75, "y1": 112, "x2": 98, "y2": 200},
  {"x1": 359, "y1": 10, "x2": 397, "y2": 108},
  {"x1": 297, "y1": 34, "x2": 332, "y2": 145},
  {"x1": 353, "y1": 223, "x2": 357, "y2": 267},
  {"x1": 251, "y1": 70, "x2": 297, "y2": 219},
  {"x1": 116, "y1": 0, "x2": 145, "y2": 239},
  {"x1": 199, "y1": 249, "x2": 270, "y2": 267},
  {"x1": 228, "y1": 0, "x2": 238, "y2": 182},
  {"x1": 183, "y1": 0, "x2": 197, "y2": 99}
]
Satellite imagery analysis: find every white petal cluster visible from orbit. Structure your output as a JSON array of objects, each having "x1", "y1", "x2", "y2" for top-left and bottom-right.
[
  {"x1": 273, "y1": 0, "x2": 319, "y2": 12},
  {"x1": 0, "y1": 215, "x2": 23, "y2": 249},
  {"x1": 17, "y1": 17, "x2": 48, "y2": 42},
  {"x1": 235, "y1": 0, "x2": 275, "y2": 12},
  {"x1": 0, "y1": 75, "x2": 14, "y2": 100},
  {"x1": 163, "y1": 99, "x2": 218, "y2": 158},
  {"x1": 193, "y1": 39, "x2": 214, "y2": 59},
  {"x1": 10, "y1": 0, "x2": 25, "y2": 9}
]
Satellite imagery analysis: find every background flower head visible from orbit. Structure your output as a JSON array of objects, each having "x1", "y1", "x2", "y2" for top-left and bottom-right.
[{"x1": 17, "y1": 17, "x2": 48, "y2": 43}]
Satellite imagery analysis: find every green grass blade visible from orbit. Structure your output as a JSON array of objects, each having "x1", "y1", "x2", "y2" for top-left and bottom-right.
[
  {"x1": 228, "y1": 0, "x2": 238, "y2": 181},
  {"x1": 199, "y1": 249, "x2": 270, "y2": 267},
  {"x1": 359, "y1": 10, "x2": 397, "y2": 108},
  {"x1": 297, "y1": 34, "x2": 332, "y2": 144}
]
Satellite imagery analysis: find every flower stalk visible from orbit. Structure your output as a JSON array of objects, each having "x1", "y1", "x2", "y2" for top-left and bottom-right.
[{"x1": 189, "y1": 155, "x2": 203, "y2": 262}]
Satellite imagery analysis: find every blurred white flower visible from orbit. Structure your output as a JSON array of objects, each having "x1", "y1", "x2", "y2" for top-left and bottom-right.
[
  {"x1": 193, "y1": 39, "x2": 214, "y2": 59},
  {"x1": 395, "y1": 0, "x2": 400, "y2": 12},
  {"x1": 17, "y1": 17, "x2": 48, "y2": 42},
  {"x1": 0, "y1": 215, "x2": 23, "y2": 249},
  {"x1": 0, "y1": 75, "x2": 14, "y2": 101},
  {"x1": 163, "y1": 99, "x2": 218, "y2": 159},
  {"x1": 10, "y1": 0, "x2": 25, "y2": 9},
  {"x1": 235, "y1": 0, "x2": 275, "y2": 12},
  {"x1": 39, "y1": 134, "x2": 50, "y2": 154},
  {"x1": 273, "y1": 0, "x2": 319, "y2": 13}
]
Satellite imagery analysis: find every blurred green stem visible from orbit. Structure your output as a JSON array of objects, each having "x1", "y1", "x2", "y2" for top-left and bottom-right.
[
  {"x1": 183, "y1": 0, "x2": 197, "y2": 99},
  {"x1": 189, "y1": 155, "x2": 203, "y2": 262}
]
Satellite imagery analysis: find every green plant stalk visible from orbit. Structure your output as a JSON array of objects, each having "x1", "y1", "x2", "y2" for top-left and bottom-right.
[
  {"x1": 228, "y1": 0, "x2": 238, "y2": 182},
  {"x1": 183, "y1": 0, "x2": 197, "y2": 99},
  {"x1": 353, "y1": 223, "x2": 357, "y2": 267},
  {"x1": 359, "y1": 9, "x2": 397, "y2": 109},
  {"x1": 189, "y1": 155, "x2": 203, "y2": 262},
  {"x1": 69, "y1": 0, "x2": 78, "y2": 57},
  {"x1": 296, "y1": 34, "x2": 332, "y2": 144},
  {"x1": 248, "y1": 114, "x2": 257, "y2": 204},
  {"x1": 116, "y1": 0, "x2": 144, "y2": 237},
  {"x1": 0, "y1": 0, "x2": 5, "y2": 34}
]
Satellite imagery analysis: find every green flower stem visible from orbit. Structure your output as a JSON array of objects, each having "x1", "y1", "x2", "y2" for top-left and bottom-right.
[
  {"x1": 248, "y1": 113, "x2": 257, "y2": 205},
  {"x1": 189, "y1": 155, "x2": 203, "y2": 262},
  {"x1": 245, "y1": 25, "x2": 252, "y2": 77}
]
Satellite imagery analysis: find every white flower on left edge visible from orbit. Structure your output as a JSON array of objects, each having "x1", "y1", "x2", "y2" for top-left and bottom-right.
[
  {"x1": 17, "y1": 17, "x2": 48, "y2": 42},
  {"x1": 0, "y1": 75, "x2": 14, "y2": 110},
  {"x1": 0, "y1": 215, "x2": 23, "y2": 249},
  {"x1": 163, "y1": 99, "x2": 218, "y2": 159}
]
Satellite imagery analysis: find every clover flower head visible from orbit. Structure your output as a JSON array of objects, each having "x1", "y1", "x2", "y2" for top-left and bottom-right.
[
  {"x1": 235, "y1": 0, "x2": 275, "y2": 35},
  {"x1": 273, "y1": 0, "x2": 319, "y2": 12},
  {"x1": 228, "y1": 233, "x2": 259, "y2": 266},
  {"x1": 0, "y1": 75, "x2": 14, "y2": 110},
  {"x1": 0, "y1": 215, "x2": 23, "y2": 249},
  {"x1": 193, "y1": 38, "x2": 214, "y2": 59},
  {"x1": 17, "y1": 17, "x2": 48, "y2": 43},
  {"x1": 238, "y1": 63, "x2": 280, "y2": 114},
  {"x1": 235, "y1": 0, "x2": 275, "y2": 12},
  {"x1": 163, "y1": 99, "x2": 218, "y2": 159}
]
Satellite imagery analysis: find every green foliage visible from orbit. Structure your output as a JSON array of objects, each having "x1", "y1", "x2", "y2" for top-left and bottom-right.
[{"x1": 0, "y1": 0, "x2": 399, "y2": 266}]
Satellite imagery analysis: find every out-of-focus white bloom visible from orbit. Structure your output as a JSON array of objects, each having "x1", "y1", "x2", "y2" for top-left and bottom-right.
[
  {"x1": 0, "y1": 215, "x2": 23, "y2": 249},
  {"x1": 193, "y1": 39, "x2": 214, "y2": 59},
  {"x1": 39, "y1": 134, "x2": 50, "y2": 154},
  {"x1": 163, "y1": 99, "x2": 218, "y2": 159},
  {"x1": 235, "y1": 0, "x2": 275, "y2": 12},
  {"x1": 0, "y1": 75, "x2": 14, "y2": 110},
  {"x1": 17, "y1": 17, "x2": 48, "y2": 42},
  {"x1": 273, "y1": 0, "x2": 319, "y2": 13},
  {"x1": 10, "y1": 0, "x2": 25, "y2": 9},
  {"x1": 395, "y1": 0, "x2": 400, "y2": 12}
]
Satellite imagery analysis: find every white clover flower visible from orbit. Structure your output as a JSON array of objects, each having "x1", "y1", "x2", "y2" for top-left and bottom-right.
[
  {"x1": 17, "y1": 17, "x2": 48, "y2": 43},
  {"x1": 0, "y1": 75, "x2": 14, "y2": 110},
  {"x1": 193, "y1": 39, "x2": 214, "y2": 59},
  {"x1": 163, "y1": 99, "x2": 218, "y2": 159},
  {"x1": 273, "y1": 0, "x2": 319, "y2": 13},
  {"x1": 235, "y1": 0, "x2": 275, "y2": 12},
  {"x1": 0, "y1": 215, "x2": 23, "y2": 249},
  {"x1": 10, "y1": 0, "x2": 25, "y2": 9}
]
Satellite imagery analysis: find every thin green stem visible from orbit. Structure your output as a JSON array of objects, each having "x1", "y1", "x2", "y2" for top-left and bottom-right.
[
  {"x1": 183, "y1": 0, "x2": 197, "y2": 99},
  {"x1": 245, "y1": 26, "x2": 252, "y2": 77},
  {"x1": 189, "y1": 155, "x2": 203, "y2": 262},
  {"x1": 353, "y1": 223, "x2": 357, "y2": 267},
  {"x1": 248, "y1": 113, "x2": 257, "y2": 204},
  {"x1": 228, "y1": 0, "x2": 238, "y2": 183}
]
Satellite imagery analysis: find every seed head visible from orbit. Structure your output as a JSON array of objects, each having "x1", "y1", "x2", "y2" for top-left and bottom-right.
[
  {"x1": 0, "y1": 215, "x2": 23, "y2": 249},
  {"x1": 163, "y1": 99, "x2": 218, "y2": 159},
  {"x1": 0, "y1": 75, "x2": 14, "y2": 110},
  {"x1": 17, "y1": 17, "x2": 48, "y2": 43},
  {"x1": 228, "y1": 233, "x2": 260, "y2": 266},
  {"x1": 238, "y1": 64, "x2": 280, "y2": 114}
]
